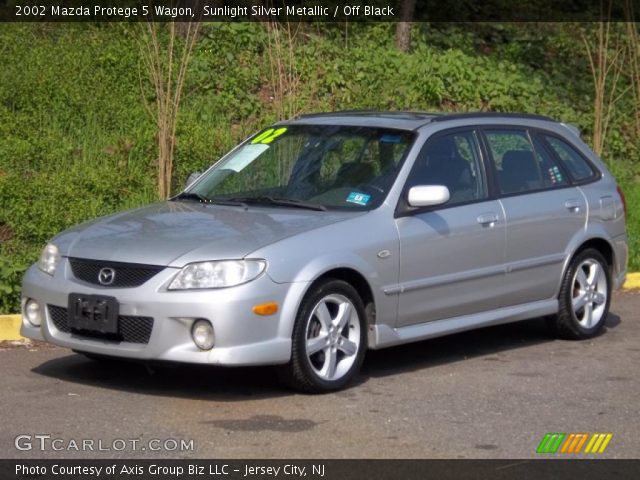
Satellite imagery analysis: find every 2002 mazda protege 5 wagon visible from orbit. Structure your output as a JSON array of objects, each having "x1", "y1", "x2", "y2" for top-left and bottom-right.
[{"x1": 21, "y1": 111, "x2": 628, "y2": 392}]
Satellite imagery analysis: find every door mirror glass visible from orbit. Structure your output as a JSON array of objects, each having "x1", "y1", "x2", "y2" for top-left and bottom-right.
[
  {"x1": 407, "y1": 185, "x2": 450, "y2": 207},
  {"x1": 185, "y1": 172, "x2": 202, "y2": 190}
]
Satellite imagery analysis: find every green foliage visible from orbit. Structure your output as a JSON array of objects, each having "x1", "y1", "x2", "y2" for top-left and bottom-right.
[
  {"x1": 606, "y1": 158, "x2": 640, "y2": 271},
  {"x1": 0, "y1": 256, "x2": 24, "y2": 313},
  {"x1": 0, "y1": 22, "x2": 638, "y2": 313}
]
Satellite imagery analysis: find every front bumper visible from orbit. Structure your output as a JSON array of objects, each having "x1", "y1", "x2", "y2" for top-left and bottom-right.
[{"x1": 20, "y1": 260, "x2": 309, "y2": 366}]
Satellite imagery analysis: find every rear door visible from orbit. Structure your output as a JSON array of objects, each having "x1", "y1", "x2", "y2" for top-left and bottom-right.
[
  {"x1": 481, "y1": 127, "x2": 586, "y2": 307},
  {"x1": 395, "y1": 128, "x2": 506, "y2": 327}
]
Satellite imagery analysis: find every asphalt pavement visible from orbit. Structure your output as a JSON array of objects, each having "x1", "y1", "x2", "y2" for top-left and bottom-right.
[{"x1": 1, "y1": 290, "x2": 638, "y2": 459}]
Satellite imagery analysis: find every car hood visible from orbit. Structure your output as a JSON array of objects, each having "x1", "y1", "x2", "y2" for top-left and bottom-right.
[{"x1": 55, "y1": 201, "x2": 363, "y2": 267}]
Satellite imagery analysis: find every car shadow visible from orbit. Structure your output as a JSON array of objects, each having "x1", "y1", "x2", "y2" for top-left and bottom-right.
[
  {"x1": 32, "y1": 354, "x2": 290, "y2": 401},
  {"x1": 360, "y1": 312, "x2": 621, "y2": 381},
  {"x1": 31, "y1": 312, "x2": 621, "y2": 398}
]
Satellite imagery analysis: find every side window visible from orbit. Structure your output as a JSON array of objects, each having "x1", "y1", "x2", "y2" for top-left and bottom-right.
[
  {"x1": 406, "y1": 130, "x2": 487, "y2": 206},
  {"x1": 531, "y1": 136, "x2": 570, "y2": 189},
  {"x1": 543, "y1": 135, "x2": 596, "y2": 181},
  {"x1": 485, "y1": 129, "x2": 567, "y2": 195}
]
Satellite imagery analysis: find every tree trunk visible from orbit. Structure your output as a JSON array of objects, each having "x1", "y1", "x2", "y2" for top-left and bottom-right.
[{"x1": 395, "y1": 0, "x2": 416, "y2": 52}]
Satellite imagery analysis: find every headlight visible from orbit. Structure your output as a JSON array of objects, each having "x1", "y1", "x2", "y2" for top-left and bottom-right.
[
  {"x1": 38, "y1": 243, "x2": 60, "y2": 275},
  {"x1": 168, "y1": 260, "x2": 266, "y2": 290}
]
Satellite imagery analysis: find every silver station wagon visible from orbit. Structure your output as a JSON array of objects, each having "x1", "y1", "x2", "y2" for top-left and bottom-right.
[{"x1": 21, "y1": 112, "x2": 627, "y2": 392}]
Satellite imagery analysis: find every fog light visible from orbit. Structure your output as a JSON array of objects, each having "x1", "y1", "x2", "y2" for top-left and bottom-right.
[
  {"x1": 191, "y1": 319, "x2": 214, "y2": 350},
  {"x1": 25, "y1": 299, "x2": 42, "y2": 327}
]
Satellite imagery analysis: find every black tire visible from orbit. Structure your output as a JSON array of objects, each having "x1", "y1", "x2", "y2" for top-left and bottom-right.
[
  {"x1": 277, "y1": 279, "x2": 368, "y2": 393},
  {"x1": 548, "y1": 248, "x2": 611, "y2": 340}
]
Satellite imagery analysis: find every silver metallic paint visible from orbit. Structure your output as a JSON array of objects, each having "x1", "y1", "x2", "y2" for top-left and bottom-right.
[{"x1": 21, "y1": 115, "x2": 627, "y2": 366}]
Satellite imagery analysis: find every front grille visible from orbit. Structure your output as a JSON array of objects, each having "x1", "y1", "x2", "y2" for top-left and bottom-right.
[
  {"x1": 68, "y1": 258, "x2": 164, "y2": 288},
  {"x1": 48, "y1": 305, "x2": 154, "y2": 344},
  {"x1": 49, "y1": 305, "x2": 71, "y2": 333}
]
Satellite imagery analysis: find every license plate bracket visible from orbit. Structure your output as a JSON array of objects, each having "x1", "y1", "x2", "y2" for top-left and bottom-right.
[{"x1": 67, "y1": 293, "x2": 119, "y2": 334}]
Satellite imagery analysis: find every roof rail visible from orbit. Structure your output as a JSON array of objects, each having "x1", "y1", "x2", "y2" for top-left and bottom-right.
[
  {"x1": 429, "y1": 112, "x2": 556, "y2": 122},
  {"x1": 296, "y1": 110, "x2": 440, "y2": 120}
]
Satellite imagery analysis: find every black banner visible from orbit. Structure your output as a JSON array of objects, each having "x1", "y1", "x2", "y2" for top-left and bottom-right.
[
  {"x1": 0, "y1": 0, "x2": 639, "y2": 22},
  {"x1": 3, "y1": 459, "x2": 640, "y2": 480}
]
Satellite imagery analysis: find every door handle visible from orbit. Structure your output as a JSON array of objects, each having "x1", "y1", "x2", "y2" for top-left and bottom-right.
[
  {"x1": 477, "y1": 213, "x2": 499, "y2": 227},
  {"x1": 565, "y1": 199, "x2": 581, "y2": 212}
]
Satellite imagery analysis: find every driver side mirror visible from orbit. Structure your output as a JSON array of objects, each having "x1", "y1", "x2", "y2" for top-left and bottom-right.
[
  {"x1": 407, "y1": 185, "x2": 450, "y2": 208},
  {"x1": 184, "y1": 172, "x2": 202, "y2": 190}
]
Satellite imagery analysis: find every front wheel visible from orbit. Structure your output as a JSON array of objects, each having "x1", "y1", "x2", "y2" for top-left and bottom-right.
[
  {"x1": 548, "y1": 248, "x2": 611, "y2": 340},
  {"x1": 278, "y1": 279, "x2": 367, "y2": 393}
]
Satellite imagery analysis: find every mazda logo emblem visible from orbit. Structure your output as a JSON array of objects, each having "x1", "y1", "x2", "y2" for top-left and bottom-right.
[{"x1": 98, "y1": 267, "x2": 116, "y2": 286}]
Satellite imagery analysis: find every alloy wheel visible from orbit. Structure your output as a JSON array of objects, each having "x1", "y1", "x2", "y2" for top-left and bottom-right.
[
  {"x1": 571, "y1": 258, "x2": 608, "y2": 328},
  {"x1": 305, "y1": 294, "x2": 361, "y2": 381}
]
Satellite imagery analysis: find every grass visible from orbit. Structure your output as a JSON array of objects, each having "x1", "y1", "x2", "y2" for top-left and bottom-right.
[{"x1": 620, "y1": 181, "x2": 640, "y2": 270}]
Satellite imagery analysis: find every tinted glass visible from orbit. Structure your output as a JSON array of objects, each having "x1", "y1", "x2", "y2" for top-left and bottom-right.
[
  {"x1": 406, "y1": 130, "x2": 487, "y2": 205},
  {"x1": 531, "y1": 136, "x2": 570, "y2": 188},
  {"x1": 188, "y1": 125, "x2": 414, "y2": 210},
  {"x1": 486, "y1": 130, "x2": 567, "y2": 195},
  {"x1": 544, "y1": 135, "x2": 595, "y2": 181}
]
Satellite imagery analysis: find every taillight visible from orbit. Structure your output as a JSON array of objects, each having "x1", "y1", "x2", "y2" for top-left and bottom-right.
[{"x1": 616, "y1": 185, "x2": 627, "y2": 218}]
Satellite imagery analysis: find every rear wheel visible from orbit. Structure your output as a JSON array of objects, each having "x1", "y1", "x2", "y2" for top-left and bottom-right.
[
  {"x1": 549, "y1": 248, "x2": 611, "y2": 340},
  {"x1": 278, "y1": 279, "x2": 367, "y2": 393}
]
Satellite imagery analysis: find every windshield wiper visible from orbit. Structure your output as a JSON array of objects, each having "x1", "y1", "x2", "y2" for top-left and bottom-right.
[
  {"x1": 173, "y1": 192, "x2": 248, "y2": 207},
  {"x1": 208, "y1": 197, "x2": 249, "y2": 207},
  {"x1": 226, "y1": 196, "x2": 327, "y2": 211}
]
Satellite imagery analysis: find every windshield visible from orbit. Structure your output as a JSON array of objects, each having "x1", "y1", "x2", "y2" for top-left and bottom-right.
[{"x1": 185, "y1": 124, "x2": 415, "y2": 211}]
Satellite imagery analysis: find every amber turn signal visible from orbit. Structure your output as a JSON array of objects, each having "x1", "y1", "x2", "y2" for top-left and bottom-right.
[{"x1": 252, "y1": 302, "x2": 279, "y2": 316}]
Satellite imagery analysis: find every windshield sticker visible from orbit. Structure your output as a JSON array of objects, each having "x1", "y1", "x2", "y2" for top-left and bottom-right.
[
  {"x1": 224, "y1": 144, "x2": 269, "y2": 172},
  {"x1": 380, "y1": 134, "x2": 402, "y2": 143},
  {"x1": 346, "y1": 192, "x2": 371, "y2": 206},
  {"x1": 251, "y1": 127, "x2": 288, "y2": 145}
]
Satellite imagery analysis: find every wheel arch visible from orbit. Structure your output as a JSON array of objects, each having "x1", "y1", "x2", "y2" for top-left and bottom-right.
[
  {"x1": 309, "y1": 268, "x2": 376, "y2": 326},
  {"x1": 557, "y1": 235, "x2": 616, "y2": 297},
  {"x1": 573, "y1": 238, "x2": 614, "y2": 273}
]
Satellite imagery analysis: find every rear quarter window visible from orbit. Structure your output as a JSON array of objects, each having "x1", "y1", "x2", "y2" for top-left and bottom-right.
[{"x1": 543, "y1": 135, "x2": 596, "y2": 182}]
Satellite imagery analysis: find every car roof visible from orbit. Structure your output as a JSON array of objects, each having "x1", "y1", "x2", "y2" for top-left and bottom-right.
[{"x1": 281, "y1": 110, "x2": 557, "y2": 131}]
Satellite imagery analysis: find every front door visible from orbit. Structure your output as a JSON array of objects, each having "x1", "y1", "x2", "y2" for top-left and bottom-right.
[{"x1": 395, "y1": 129, "x2": 506, "y2": 327}]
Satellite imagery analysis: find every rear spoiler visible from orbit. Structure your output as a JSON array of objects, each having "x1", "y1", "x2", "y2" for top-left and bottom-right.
[{"x1": 560, "y1": 123, "x2": 581, "y2": 138}]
